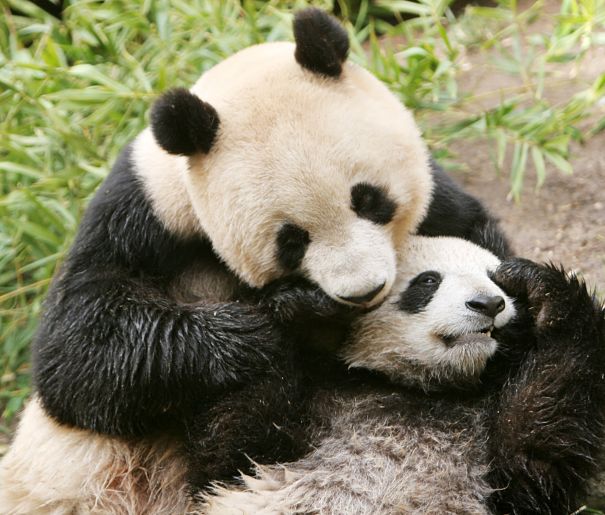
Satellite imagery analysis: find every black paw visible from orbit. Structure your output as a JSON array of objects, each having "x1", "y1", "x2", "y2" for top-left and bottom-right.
[
  {"x1": 256, "y1": 277, "x2": 361, "y2": 326},
  {"x1": 494, "y1": 258, "x2": 596, "y2": 334}
]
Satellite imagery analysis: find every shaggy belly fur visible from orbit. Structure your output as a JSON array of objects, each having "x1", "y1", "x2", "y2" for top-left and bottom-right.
[{"x1": 204, "y1": 389, "x2": 493, "y2": 515}]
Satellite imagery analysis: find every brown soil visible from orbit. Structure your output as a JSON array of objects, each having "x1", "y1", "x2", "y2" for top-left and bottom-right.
[
  {"x1": 451, "y1": 134, "x2": 605, "y2": 292},
  {"x1": 440, "y1": 0, "x2": 605, "y2": 293}
]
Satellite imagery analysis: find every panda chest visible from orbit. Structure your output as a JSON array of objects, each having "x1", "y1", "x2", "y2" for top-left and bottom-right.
[{"x1": 168, "y1": 260, "x2": 240, "y2": 305}]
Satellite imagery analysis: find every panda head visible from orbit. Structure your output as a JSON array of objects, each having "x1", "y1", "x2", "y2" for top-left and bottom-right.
[
  {"x1": 343, "y1": 236, "x2": 516, "y2": 389},
  {"x1": 143, "y1": 8, "x2": 431, "y2": 308}
]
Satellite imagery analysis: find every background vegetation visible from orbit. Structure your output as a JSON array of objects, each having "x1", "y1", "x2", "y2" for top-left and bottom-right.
[{"x1": 1, "y1": 0, "x2": 604, "y2": 447}]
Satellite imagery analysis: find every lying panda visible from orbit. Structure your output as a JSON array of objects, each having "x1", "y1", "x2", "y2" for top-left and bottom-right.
[{"x1": 203, "y1": 236, "x2": 605, "y2": 515}]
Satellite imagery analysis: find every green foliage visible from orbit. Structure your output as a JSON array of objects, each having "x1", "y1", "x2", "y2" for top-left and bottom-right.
[
  {"x1": 358, "y1": 0, "x2": 605, "y2": 200},
  {"x1": 0, "y1": 0, "x2": 325, "y2": 425},
  {"x1": 1, "y1": 0, "x2": 605, "y2": 430}
]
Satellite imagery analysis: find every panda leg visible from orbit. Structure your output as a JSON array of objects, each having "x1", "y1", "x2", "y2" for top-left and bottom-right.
[
  {"x1": 487, "y1": 259, "x2": 605, "y2": 514},
  {"x1": 183, "y1": 355, "x2": 310, "y2": 492}
]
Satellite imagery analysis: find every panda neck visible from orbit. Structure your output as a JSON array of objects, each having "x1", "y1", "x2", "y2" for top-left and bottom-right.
[{"x1": 132, "y1": 128, "x2": 202, "y2": 239}]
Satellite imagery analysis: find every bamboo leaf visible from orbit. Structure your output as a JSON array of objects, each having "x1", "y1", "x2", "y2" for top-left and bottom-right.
[{"x1": 531, "y1": 146, "x2": 546, "y2": 189}]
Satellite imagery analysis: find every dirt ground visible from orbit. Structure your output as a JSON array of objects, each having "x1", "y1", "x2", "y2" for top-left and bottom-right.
[
  {"x1": 450, "y1": 134, "x2": 605, "y2": 292},
  {"x1": 443, "y1": 0, "x2": 605, "y2": 293}
]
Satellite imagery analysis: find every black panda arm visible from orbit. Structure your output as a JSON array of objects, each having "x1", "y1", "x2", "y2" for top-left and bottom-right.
[
  {"x1": 32, "y1": 146, "x2": 283, "y2": 436},
  {"x1": 418, "y1": 160, "x2": 513, "y2": 260},
  {"x1": 486, "y1": 259, "x2": 605, "y2": 514},
  {"x1": 184, "y1": 347, "x2": 311, "y2": 490}
]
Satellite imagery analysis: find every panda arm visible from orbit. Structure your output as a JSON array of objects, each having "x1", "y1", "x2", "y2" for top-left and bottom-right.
[
  {"x1": 180, "y1": 283, "x2": 358, "y2": 490},
  {"x1": 184, "y1": 350, "x2": 312, "y2": 490},
  {"x1": 32, "y1": 147, "x2": 283, "y2": 436},
  {"x1": 417, "y1": 160, "x2": 513, "y2": 260},
  {"x1": 486, "y1": 259, "x2": 605, "y2": 513}
]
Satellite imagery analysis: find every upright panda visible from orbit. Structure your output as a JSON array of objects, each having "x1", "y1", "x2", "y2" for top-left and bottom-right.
[
  {"x1": 205, "y1": 236, "x2": 605, "y2": 515},
  {"x1": 0, "y1": 8, "x2": 511, "y2": 513},
  {"x1": 32, "y1": 8, "x2": 434, "y2": 439}
]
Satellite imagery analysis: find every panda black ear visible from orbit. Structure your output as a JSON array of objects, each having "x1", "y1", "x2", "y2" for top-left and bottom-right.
[
  {"x1": 150, "y1": 88, "x2": 220, "y2": 156},
  {"x1": 293, "y1": 8, "x2": 349, "y2": 78}
]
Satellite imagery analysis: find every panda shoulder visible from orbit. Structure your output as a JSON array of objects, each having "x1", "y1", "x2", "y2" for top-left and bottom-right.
[
  {"x1": 71, "y1": 131, "x2": 207, "y2": 271},
  {"x1": 130, "y1": 128, "x2": 200, "y2": 238}
]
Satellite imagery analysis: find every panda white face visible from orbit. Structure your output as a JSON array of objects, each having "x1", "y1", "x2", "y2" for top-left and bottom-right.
[
  {"x1": 139, "y1": 11, "x2": 433, "y2": 307},
  {"x1": 140, "y1": 40, "x2": 431, "y2": 307},
  {"x1": 186, "y1": 43, "x2": 430, "y2": 306},
  {"x1": 343, "y1": 236, "x2": 516, "y2": 389}
]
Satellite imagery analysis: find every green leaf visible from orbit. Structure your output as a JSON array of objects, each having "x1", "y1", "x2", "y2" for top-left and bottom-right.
[
  {"x1": 376, "y1": 1, "x2": 431, "y2": 16},
  {"x1": 69, "y1": 64, "x2": 131, "y2": 93},
  {"x1": 510, "y1": 142, "x2": 528, "y2": 200},
  {"x1": 543, "y1": 150, "x2": 573, "y2": 175},
  {"x1": 531, "y1": 146, "x2": 546, "y2": 189}
]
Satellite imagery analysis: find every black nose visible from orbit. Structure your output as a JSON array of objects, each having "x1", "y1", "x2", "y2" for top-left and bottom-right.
[
  {"x1": 465, "y1": 295, "x2": 505, "y2": 318},
  {"x1": 339, "y1": 282, "x2": 386, "y2": 305}
]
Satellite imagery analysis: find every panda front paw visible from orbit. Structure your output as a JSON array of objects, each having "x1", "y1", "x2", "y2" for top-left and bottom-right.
[
  {"x1": 257, "y1": 277, "x2": 360, "y2": 326},
  {"x1": 494, "y1": 258, "x2": 597, "y2": 335}
]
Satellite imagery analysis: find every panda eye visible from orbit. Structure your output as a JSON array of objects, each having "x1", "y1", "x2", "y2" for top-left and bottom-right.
[
  {"x1": 276, "y1": 223, "x2": 310, "y2": 271},
  {"x1": 397, "y1": 271, "x2": 442, "y2": 313},
  {"x1": 413, "y1": 271, "x2": 442, "y2": 287},
  {"x1": 350, "y1": 183, "x2": 396, "y2": 225}
]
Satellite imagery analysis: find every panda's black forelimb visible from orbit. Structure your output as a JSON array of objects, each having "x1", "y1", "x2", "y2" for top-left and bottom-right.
[
  {"x1": 251, "y1": 276, "x2": 361, "y2": 327},
  {"x1": 486, "y1": 259, "x2": 605, "y2": 514},
  {"x1": 418, "y1": 160, "x2": 513, "y2": 260},
  {"x1": 183, "y1": 342, "x2": 313, "y2": 490},
  {"x1": 32, "y1": 146, "x2": 285, "y2": 436},
  {"x1": 183, "y1": 277, "x2": 365, "y2": 490},
  {"x1": 34, "y1": 276, "x2": 286, "y2": 436}
]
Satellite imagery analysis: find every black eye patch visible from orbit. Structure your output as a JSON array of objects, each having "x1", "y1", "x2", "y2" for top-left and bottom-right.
[
  {"x1": 397, "y1": 271, "x2": 442, "y2": 313},
  {"x1": 276, "y1": 223, "x2": 310, "y2": 271},
  {"x1": 350, "y1": 183, "x2": 396, "y2": 225}
]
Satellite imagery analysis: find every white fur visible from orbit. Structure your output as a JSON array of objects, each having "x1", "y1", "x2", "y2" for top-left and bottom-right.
[
  {"x1": 0, "y1": 398, "x2": 195, "y2": 514},
  {"x1": 135, "y1": 41, "x2": 432, "y2": 303},
  {"x1": 345, "y1": 236, "x2": 515, "y2": 388},
  {"x1": 203, "y1": 398, "x2": 493, "y2": 515}
]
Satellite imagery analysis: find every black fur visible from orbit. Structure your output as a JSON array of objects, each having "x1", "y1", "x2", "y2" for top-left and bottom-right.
[
  {"x1": 397, "y1": 271, "x2": 442, "y2": 314},
  {"x1": 419, "y1": 160, "x2": 513, "y2": 260},
  {"x1": 293, "y1": 8, "x2": 349, "y2": 78},
  {"x1": 184, "y1": 333, "x2": 367, "y2": 491},
  {"x1": 255, "y1": 277, "x2": 359, "y2": 327},
  {"x1": 246, "y1": 276, "x2": 360, "y2": 353},
  {"x1": 350, "y1": 182, "x2": 396, "y2": 225},
  {"x1": 183, "y1": 278, "x2": 362, "y2": 490},
  {"x1": 150, "y1": 87, "x2": 220, "y2": 156},
  {"x1": 32, "y1": 146, "x2": 282, "y2": 436},
  {"x1": 276, "y1": 223, "x2": 310, "y2": 271},
  {"x1": 486, "y1": 259, "x2": 605, "y2": 514},
  {"x1": 184, "y1": 340, "x2": 310, "y2": 489}
]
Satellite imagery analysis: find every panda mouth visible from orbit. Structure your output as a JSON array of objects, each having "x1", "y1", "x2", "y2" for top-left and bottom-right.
[{"x1": 439, "y1": 325, "x2": 494, "y2": 347}]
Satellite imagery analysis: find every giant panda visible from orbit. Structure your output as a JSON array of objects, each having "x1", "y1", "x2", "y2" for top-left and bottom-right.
[
  {"x1": 204, "y1": 236, "x2": 605, "y2": 515},
  {"x1": 0, "y1": 8, "x2": 511, "y2": 513}
]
